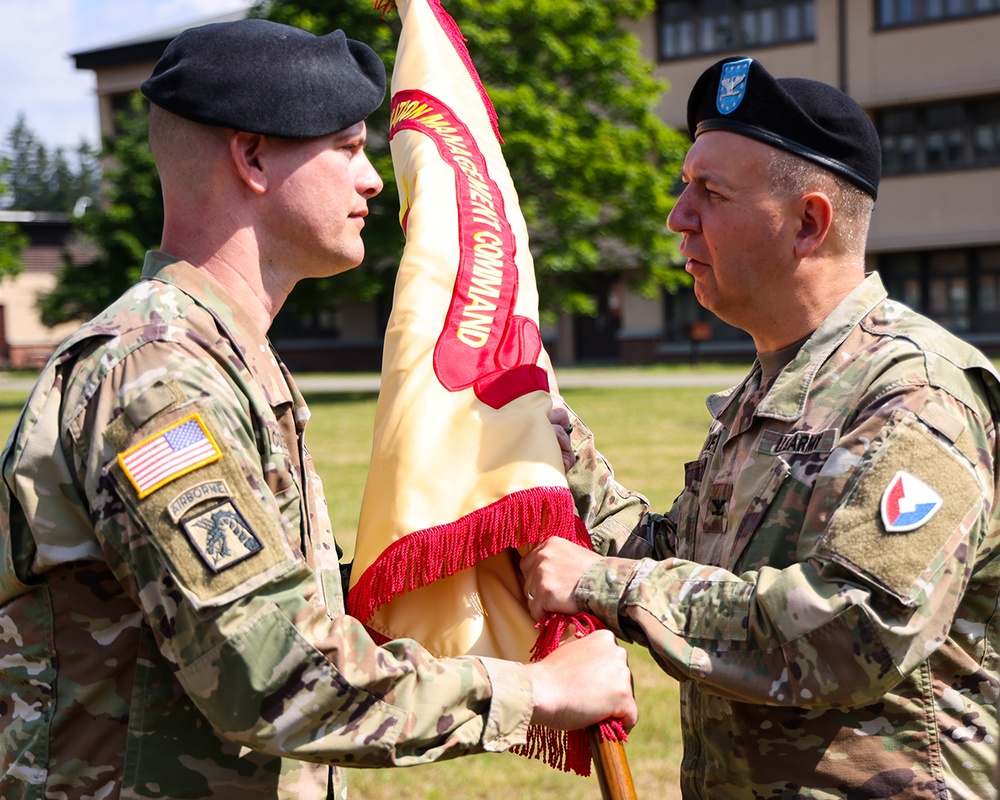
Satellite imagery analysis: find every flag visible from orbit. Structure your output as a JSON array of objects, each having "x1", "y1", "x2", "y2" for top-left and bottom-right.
[
  {"x1": 348, "y1": 0, "x2": 622, "y2": 774},
  {"x1": 119, "y1": 414, "x2": 221, "y2": 499}
]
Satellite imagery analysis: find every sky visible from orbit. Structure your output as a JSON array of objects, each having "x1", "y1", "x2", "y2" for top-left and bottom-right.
[{"x1": 0, "y1": 0, "x2": 254, "y2": 153}]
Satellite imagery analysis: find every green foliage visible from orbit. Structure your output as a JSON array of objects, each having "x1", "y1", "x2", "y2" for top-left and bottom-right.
[
  {"x1": 0, "y1": 219, "x2": 27, "y2": 281},
  {"x1": 38, "y1": 95, "x2": 162, "y2": 326},
  {"x1": 41, "y1": 2, "x2": 690, "y2": 326},
  {"x1": 0, "y1": 170, "x2": 27, "y2": 282},
  {"x1": 259, "y1": 0, "x2": 689, "y2": 317},
  {"x1": 0, "y1": 114, "x2": 100, "y2": 214}
]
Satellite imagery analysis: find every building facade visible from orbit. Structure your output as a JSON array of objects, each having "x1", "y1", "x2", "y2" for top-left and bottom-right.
[
  {"x1": 617, "y1": 0, "x2": 1000, "y2": 361},
  {"x1": 0, "y1": 212, "x2": 93, "y2": 368},
  {"x1": 69, "y1": 2, "x2": 1000, "y2": 366}
]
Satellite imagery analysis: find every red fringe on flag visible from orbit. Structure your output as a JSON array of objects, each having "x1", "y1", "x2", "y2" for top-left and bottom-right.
[
  {"x1": 347, "y1": 486, "x2": 581, "y2": 626},
  {"x1": 348, "y1": 489, "x2": 626, "y2": 776},
  {"x1": 364, "y1": 0, "x2": 625, "y2": 776},
  {"x1": 515, "y1": 600, "x2": 628, "y2": 774}
]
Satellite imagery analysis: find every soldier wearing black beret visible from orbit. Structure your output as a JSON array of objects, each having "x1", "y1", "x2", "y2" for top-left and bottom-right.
[
  {"x1": 685, "y1": 56, "x2": 881, "y2": 199},
  {"x1": 141, "y1": 18, "x2": 386, "y2": 138},
  {"x1": 525, "y1": 55, "x2": 1000, "y2": 798},
  {"x1": 0, "y1": 16, "x2": 638, "y2": 800}
]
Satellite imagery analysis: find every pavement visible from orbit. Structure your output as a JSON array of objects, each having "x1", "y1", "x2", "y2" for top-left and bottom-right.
[{"x1": 0, "y1": 366, "x2": 751, "y2": 395}]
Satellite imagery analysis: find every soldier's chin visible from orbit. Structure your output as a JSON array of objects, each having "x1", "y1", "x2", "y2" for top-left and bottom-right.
[{"x1": 323, "y1": 250, "x2": 366, "y2": 278}]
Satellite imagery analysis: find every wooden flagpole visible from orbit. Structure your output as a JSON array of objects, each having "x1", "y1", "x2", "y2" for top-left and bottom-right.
[{"x1": 589, "y1": 728, "x2": 638, "y2": 800}]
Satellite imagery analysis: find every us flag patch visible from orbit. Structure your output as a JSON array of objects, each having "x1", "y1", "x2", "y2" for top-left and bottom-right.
[{"x1": 119, "y1": 413, "x2": 222, "y2": 499}]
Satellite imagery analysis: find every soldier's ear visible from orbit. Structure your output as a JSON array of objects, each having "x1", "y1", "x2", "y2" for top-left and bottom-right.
[
  {"x1": 230, "y1": 132, "x2": 268, "y2": 195},
  {"x1": 794, "y1": 191, "x2": 833, "y2": 258}
]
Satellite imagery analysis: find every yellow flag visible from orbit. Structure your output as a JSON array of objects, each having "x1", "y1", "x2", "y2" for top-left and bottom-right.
[{"x1": 349, "y1": 0, "x2": 620, "y2": 773}]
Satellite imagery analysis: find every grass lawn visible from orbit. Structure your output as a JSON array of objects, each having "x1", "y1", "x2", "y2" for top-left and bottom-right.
[{"x1": 0, "y1": 369, "x2": 739, "y2": 799}]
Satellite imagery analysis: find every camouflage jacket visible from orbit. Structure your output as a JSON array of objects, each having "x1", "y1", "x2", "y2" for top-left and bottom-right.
[
  {"x1": 568, "y1": 273, "x2": 1000, "y2": 799},
  {"x1": 0, "y1": 254, "x2": 532, "y2": 800}
]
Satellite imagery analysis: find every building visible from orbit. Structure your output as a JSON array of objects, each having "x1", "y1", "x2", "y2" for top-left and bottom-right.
[
  {"x1": 0, "y1": 211, "x2": 93, "y2": 368},
  {"x1": 70, "y1": 9, "x2": 250, "y2": 147},
  {"x1": 68, "y1": 2, "x2": 1000, "y2": 366},
  {"x1": 616, "y1": 0, "x2": 1000, "y2": 361}
]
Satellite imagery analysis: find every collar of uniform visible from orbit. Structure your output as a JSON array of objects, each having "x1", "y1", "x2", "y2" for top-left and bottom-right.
[
  {"x1": 706, "y1": 365, "x2": 759, "y2": 421},
  {"x1": 140, "y1": 251, "x2": 294, "y2": 408},
  {"x1": 754, "y1": 273, "x2": 888, "y2": 422}
]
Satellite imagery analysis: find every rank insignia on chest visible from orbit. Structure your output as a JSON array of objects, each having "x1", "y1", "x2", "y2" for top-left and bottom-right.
[
  {"x1": 119, "y1": 413, "x2": 222, "y2": 498},
  {"x1": 181, "y1": 499, "x2": 263, "y2": 572},
  {"x1": 881, "y1": 471, "x2": 943, "y2": 533}
]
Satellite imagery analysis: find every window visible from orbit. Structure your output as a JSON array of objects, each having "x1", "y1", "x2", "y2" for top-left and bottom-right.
[
  {"x1": 876, "y1": 0, "x2": 1000, "y2": 28},
  {"x1": 881, "y1": 253, "x2": 922, "y2": 309},
  {"x1": 878, "y1": 96, "x2": 1000, "y2": 174},
  {"x1": 973, "y1": 99, "x2": 1000, "y2": 161},
  {"x1": 879, "y1": 247, "x2": 1000, "y2": 335},
  {"x1": 928, "y1": 252, "x2": 969, "y2": 330},
  {"x1": 657, "y1": 0, "x2": 814, "y2": 60},
  {"x1": 977, "y1": 249, "x2": 1000, "y2": 314}
]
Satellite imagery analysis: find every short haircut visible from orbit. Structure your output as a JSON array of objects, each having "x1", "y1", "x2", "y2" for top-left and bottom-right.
[{"x1": 764, "y1": 148, "x2": 874, "y2": 256}]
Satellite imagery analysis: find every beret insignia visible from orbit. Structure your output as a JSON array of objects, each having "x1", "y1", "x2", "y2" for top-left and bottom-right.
[
  {"x1": 688, "y1": 55, "x2": 881, "y2": 198},
  {"x1": 717, "y1": 58, "x2": 751, "y2": 115}
]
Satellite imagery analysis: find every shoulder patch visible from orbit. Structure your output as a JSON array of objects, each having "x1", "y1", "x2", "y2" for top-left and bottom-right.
[
  {"x1": 118, "y1": 413, "x2": 221, "y2": 498},
  {"x1": 166, "y1": 479, "x2": 232, "y2": 522},
  {"x1": 881, "y1": 471, "x2": 942, "y2": 532},
  {"x1": 108, "y1": 408, "x2": 300, "y2": 609},
  {"x1": 182, "y1": 499, "x2": 264, "y2": 573},
  {"x1": 819, "y1": 413, "x2": 982, "y2": 603}
]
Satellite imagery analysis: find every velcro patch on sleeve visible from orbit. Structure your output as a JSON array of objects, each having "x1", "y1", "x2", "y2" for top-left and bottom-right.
[
  {"x1": 110, "y1": 409, "x2": 299, "y2": 608},
  {"x1": 118, "y1": 413, "x2": 222, "y2": 499},
  {"x1": 817, "y1": 412, "x2": 982, "y2": 604}
]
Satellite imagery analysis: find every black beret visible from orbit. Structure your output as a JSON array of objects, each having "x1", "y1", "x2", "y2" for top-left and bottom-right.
[
  {"x1": 141, "y1": 19, "x2": 386, "y2": 138},
  {"x1": 687, "y1": 57, "x2": 881, "y2": 199}
]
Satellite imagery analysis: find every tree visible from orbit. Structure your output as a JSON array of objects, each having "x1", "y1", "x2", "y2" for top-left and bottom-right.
[
  {"x1": 261, "y1": 0, "x2": 689, "y2": 319},
  {"x1": 0, "y1": 167, "x2": 27, "y2": 281},
  {"x1": 0, "y1": 116, "x2": 98, "y2": 297},
  {"x1": 0, "y1": 115, "x2": 101, "y2": 213},
  {"x1": 38, "y1": 95, "x2": 161, "y2": 326},
  {"x1": 43, "y1": 1, "x2": 689, "y2": 327}
]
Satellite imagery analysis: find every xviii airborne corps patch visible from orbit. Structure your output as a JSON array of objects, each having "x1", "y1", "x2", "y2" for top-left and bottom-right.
[{"x1": 181, "y1": 499, "x2": 264, "y2": 573}]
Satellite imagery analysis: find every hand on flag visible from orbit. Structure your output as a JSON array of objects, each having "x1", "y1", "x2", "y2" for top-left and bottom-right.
[
  {"x1": 521, "y1": 537, "x2": 602, "y2": 618},
  {"x1": 549, "y1": 404, "x2": 576, "y2": 473},
  {"x1": 527, "y1": 630, "x2": 638, "y2": 734}
]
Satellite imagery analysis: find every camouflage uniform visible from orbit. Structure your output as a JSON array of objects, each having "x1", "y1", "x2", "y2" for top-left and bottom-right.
[
  {"x1": 0, "y1": 253, "x2": 532, "y2": 800},
  {"x1": 568, "y1": 273, "x2": 1000, "y2": 798}
]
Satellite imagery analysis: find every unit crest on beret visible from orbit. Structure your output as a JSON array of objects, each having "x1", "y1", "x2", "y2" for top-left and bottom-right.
[{"x1": 687, "y1": 56, "x2": 881, "y2": 199}]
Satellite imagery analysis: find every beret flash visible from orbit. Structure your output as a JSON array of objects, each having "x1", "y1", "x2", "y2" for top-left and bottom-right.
[
  {"x1": 141, "y1": 19, "x2": 386, "y2": 138},
  {"x1": 687, "y1": 57, "x2": 881, "y2": 199}
]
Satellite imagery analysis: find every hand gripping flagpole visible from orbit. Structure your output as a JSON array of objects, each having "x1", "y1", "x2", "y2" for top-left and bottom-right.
[
  {"x1": 530, "y1": 602, "x2": 638, "y2": 800},
  {"x1": 357, "y1": 2, "x2": 637, "y2": 797},
  {"x1": 590, "y1": 729, "x2": 638, "y2": 800}
]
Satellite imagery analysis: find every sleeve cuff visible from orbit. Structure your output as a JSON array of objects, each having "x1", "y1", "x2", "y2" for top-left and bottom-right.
[
  {"x1": 574, "y1": 557, "x2": 642, "y2": 637},
  {"x1": 477, "y1": 657, "x2": 533, "y2": 752}
]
